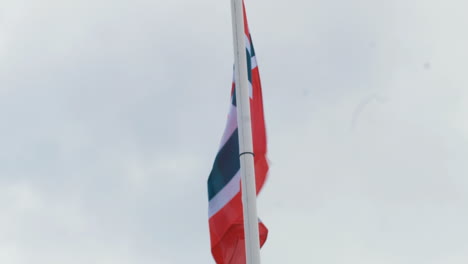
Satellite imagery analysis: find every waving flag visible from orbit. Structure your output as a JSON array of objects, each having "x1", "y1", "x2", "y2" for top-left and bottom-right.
[{"x1": 207, "y1": 3, "x2": 269, "y2": 263}]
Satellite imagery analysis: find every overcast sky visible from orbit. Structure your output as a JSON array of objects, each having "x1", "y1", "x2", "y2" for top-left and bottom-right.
[{"x1": 1, "y1": 0, "x2": 468, "y2": 263}]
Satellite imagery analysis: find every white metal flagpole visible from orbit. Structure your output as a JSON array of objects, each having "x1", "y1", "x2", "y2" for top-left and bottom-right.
[{"x1": 230, "y1": 0, "x2": 261, "y2": 263}]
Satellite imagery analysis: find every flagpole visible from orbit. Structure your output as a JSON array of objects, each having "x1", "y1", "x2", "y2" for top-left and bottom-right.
[{"x1": 230, "y1": 0, "x2": 261, "y2": 263}]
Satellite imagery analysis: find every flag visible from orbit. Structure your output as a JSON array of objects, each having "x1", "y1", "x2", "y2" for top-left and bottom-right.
[{"x1": 207, "y1": 3, "x2": 269, "y2": 263}]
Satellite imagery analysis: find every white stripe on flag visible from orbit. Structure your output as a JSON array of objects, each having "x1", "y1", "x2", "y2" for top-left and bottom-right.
[
  {"x1": 251, "y1": 56, "x2": 257, "y2": 69},
  {"x1": 208, "y1": 171, "x2": 241, "y2": 218},
  {"x1": 218, "y1": 104, "x2": 238, "y2": 150}
]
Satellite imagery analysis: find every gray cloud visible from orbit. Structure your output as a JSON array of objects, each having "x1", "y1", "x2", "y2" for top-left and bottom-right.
[{"x1": 1, "y1": 0, "x2": 468, "y2": 263}]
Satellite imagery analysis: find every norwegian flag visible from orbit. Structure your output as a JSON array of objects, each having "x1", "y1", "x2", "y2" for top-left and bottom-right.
[{"x1": 207, "y1": 2, "x2": 269, "y2": 263}]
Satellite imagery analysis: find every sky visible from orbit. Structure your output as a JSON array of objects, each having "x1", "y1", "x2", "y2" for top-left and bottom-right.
[{"x1": 1, "y1": 0, "x2": 468, "y2": 263}]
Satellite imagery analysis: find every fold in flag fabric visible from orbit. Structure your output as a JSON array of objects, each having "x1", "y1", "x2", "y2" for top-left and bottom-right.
[{"x1": 207, "y1": 2, "x2": 269, "y2": 264}]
